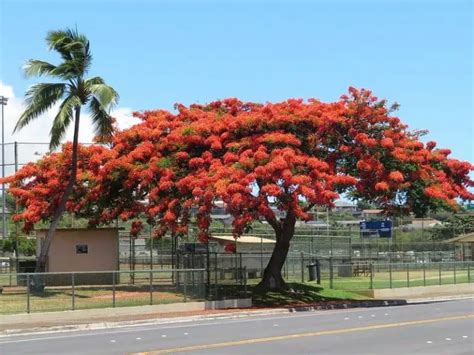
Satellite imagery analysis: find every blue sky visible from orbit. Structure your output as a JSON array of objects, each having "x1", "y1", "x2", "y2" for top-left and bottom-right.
[{"x1": 0, "y1": 0, "x2": 472, "y2": 163}]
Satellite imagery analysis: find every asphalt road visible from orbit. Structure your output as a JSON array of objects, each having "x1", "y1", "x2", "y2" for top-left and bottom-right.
[{"x1": 1, "y1": 299, "x2": 473, "y2": 355}]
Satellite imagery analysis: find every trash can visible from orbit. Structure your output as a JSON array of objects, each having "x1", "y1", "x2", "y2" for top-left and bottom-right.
[
  {"x1": 307, "y1": 261, "x2": 320, "y2": 283},
  {"x1": 338, "y1": 264, "x2": 352, "y2": 277},
  {"x1": 16, "y1": 260, "x2": 37, "y2": 286}
]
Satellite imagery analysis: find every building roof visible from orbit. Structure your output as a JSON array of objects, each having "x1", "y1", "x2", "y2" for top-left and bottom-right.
[
  {"x1": 35, "y1": 227, "x2": 125, "y2": 232},
  {"x1": 410, "y1": 218, "x2": 442, "y2": 225},
  {"x1": 362, "y1": 209, "x2": 383, "y2": 214},
  {"x1": 444, "y1": 232, "x2": 474, "y2": 243},
  {"x1": 210, "y1": 235, "x2": 276, "y2": 244},
  {"x1": 334, "y1": 200, "x2": 356, "y2": 208}
]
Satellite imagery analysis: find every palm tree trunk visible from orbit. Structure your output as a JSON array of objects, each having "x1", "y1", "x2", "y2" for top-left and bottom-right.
[
  {"x1": 34, "y1": 106, "x2": 81, "y2": 277},
  {"x1": 258, "y1": 212, "x2": 296, "y2": 290}
]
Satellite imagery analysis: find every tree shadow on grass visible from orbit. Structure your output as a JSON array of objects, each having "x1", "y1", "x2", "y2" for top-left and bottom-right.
[
  {"x1": 251, "y1": 283, "x2": 336, "y2": 307},
  {"x1": 216, "y1": 282, "x2": 356, "y2": 308}
]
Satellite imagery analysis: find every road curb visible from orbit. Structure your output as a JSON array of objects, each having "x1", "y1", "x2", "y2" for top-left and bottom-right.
[
  {"x1": 0, "y1": 309, "x2": 288, "y2": 338},
  {"x1": 286, "y1": 299, "x2": 408, "y2": 312},
  {"x1": 0, "y1": 301, "x2": 406, "y2": 338}
]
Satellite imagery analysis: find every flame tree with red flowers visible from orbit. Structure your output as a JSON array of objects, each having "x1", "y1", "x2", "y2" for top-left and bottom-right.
[{"x1": 4, "y1": 88, "x2": 473, "y2": 290}]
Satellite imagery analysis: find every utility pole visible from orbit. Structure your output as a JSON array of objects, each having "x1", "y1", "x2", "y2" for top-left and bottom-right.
[{"x1": 0, "y1": 96, "x2": 8, "y2": 240}]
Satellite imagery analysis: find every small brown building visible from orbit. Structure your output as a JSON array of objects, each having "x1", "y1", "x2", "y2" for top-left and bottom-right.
[
  {"x1": 36, "y1": 228, "x2": 119, "y2": 285},
  {"x1": 445, "y1": 232, "x2": 474, "y2": 261}
]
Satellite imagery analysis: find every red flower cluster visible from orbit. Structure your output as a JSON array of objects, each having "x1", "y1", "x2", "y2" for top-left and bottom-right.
[{"x1": 3, "y1": 88, "x2": 473, "y2": 238}]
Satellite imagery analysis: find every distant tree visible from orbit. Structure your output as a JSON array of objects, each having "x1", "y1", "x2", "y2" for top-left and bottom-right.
[
  {"x1": 432, "y1": 215, "x2": 474, "y2": 241},
  {"x1": 2, "y1": 236, "x2": 36, "y2": 256}
]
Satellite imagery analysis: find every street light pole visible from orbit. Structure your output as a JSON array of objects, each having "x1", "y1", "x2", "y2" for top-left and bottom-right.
[{"x1": 0, "y1": 96, "x2": 8, "y2": 240}]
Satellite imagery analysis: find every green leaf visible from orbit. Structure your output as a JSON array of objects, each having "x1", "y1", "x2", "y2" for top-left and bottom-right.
[
  {"x1": 23, "y1": 60, "x2": 57, "y2": 78},
  {"x1": 89, "y1": 97, "x2": 114, "y2": 140},
  {"x1": 49, "y1": 95, "x2": 81, "y2": 149},
  {"x1": 14, "y1": 83, "x2": 66, "y2": 132}
]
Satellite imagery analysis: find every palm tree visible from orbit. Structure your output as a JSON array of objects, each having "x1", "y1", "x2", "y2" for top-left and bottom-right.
[{"x1": 14, "y1": 28, "x2": 119, "y2": 275}]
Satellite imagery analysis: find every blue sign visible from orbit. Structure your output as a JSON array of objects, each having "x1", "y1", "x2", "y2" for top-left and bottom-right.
[{"x1": 360, "y1": 220, "x2": 392, "y2": 238}]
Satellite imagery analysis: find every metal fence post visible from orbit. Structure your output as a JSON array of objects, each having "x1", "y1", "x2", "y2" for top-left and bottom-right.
[
  {"x1": 423, "y1": 262, "x2": 426, "y2": 286},
  {"x1": 244, "y1": 266, "x2": 248, "y2": 298},
  {"x1": 439, "y1": 262, "x2": 442, "y2": 285},
  {"x1": 206, "y1": 244, "x2": 210, "y2": 299},
  {"x1": 301, "y1": 252, "x2": 304, "y2": 283},
  {"x1": 183, "y1": 271, "x2": 187, "y2": 303},
  {"x1": 453, "y1": 262, "x2": 456, "y2": 284},
  {"x1": 149, "y1": 271, "x2": 153, "y2": 305},
  {"x1": 26, "y1": 274, "x2": 30, "y2": 314},
  {"x1": 112, "y1": 271, "x2": 116, "y2": 308},
  {"x1": 389, "y1": 263, "x2": 392, "y2": 289},
  {"x1": 370, "y1": 263, "x2": 374, "y2": 289},
  {"x1": 329, "y1": 257, "x2": 333, "y2": 289},
  {"x1": 71, "y1": 273, "x2": 75, "y2": 310},
  {"x1": 239, "y1": 253, "x2": 243, "y2": 285},
  {"x1": 406, "y1": 264, "x2": 410, "y2": 288},
  {"x1": 214, "y1": 253, "x2": 218, "y2": 298}
]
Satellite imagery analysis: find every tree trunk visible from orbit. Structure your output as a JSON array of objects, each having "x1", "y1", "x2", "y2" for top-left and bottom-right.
[
  {"x1": 258, "y1": 212, "x2": 296, "y2": 290},
  {"x1": 33, "y1": 107, "x2": 81, "y2": 286}
]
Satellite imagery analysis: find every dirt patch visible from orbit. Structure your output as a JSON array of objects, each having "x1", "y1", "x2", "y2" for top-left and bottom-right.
[{"x1": 93, "y1": 291, "x2": 178, "y2": 300}]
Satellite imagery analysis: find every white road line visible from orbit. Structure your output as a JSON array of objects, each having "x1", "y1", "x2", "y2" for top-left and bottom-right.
[
  {"x1": 110, "y1": 340, "x2": 116, "y2": 343},
  {"x1": 161, "y1": 335, "x2": 167, "y2": 338},
  {"x1": 136, "y1": 337, "x2": 141, "y2": 340},
  {"x1": 462, "y1": 335, "x2": 468, "y2": 338},
  {"x1": 344, "y1": 317, "x2": 350, "y2": 320},
  {"x1": 426, "y1": 341, "x2": 432, "y2": 344},
  {"x1": 184, "y1": 332, "x2": 189, "y2": 335},
  {"x1": 445, "y1": 338, "x2": 452, "y2": 341}
]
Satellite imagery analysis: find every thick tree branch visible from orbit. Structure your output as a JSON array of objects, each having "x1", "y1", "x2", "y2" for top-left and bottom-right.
[{"x1": 303, "y1": 203, "x2": 316, "y2": 212}]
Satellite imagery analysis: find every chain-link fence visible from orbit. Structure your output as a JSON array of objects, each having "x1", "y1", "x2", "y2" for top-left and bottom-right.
[
  {"x1": 324, "y1": 260, "x2": 473, "y2": 290},
  {"x1": 0, "y1": 268, "x2": 209, "y2": 314}
]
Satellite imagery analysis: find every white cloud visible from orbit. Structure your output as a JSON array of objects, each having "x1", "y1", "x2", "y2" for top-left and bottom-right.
[{"x1": 0, "y1": 82, "x2": 139, "y2": 176}]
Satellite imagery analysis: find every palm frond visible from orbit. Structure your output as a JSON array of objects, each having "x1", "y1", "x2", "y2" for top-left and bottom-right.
[
  {"x1": 23, "y1": 60, "x2": 57, "y2": 78},
  {"x1": 86, "y1": 77, "x2": 119, "y2": 109},
  {"x1": 46, "y1": 30, "x2": 74, "y2": 61},
  {"x1": 46, "y1": 28, "x2": 92, "y2": 75},
  {"x1": 14, "y1": 83, "x2": 66, "y2": 132},
  {"x1": 49, "y1": 61, "x2": 85, "y2": 80},
  {"x1": 89, "y1": 97, "x2": 114, "y2": 140},
  {"x1": 85, "y1": 76, "x2": 105, "y2": 85},
  {"x1": 49, "y1": 94, "x2": 81, "y2": 149}
]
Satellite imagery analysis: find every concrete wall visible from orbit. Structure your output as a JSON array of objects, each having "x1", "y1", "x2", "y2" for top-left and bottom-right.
[
  {"x1": 364, "y1": 283, "x2": 474, "y2": 299},
  {"x1": 36, "y1": 229, "x2": 119, "y2": 285}
]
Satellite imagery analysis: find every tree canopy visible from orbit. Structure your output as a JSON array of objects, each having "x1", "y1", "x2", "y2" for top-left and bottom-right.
[
  {"x1": 5, "y1": 88, "x2": 473, "y2": 236},
  {"x1": 3, "y1": 87, "x2": 473, "y2": 288}
]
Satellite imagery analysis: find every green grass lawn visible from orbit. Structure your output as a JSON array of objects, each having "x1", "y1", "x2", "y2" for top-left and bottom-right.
[
  {"x1": 325, "y1": 269, "x2": 471, "y2": 290},
  {"x1": 0, "y1": 285, "x2": 198, "y2": 315},
  {"x1": 249, "y1": 282, "x2": 368, "y2": 307}
]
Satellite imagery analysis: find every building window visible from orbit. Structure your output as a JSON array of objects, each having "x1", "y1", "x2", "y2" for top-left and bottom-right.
[{"x1": 76, "y1": 244, "x2": 88, "y2": 254}]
